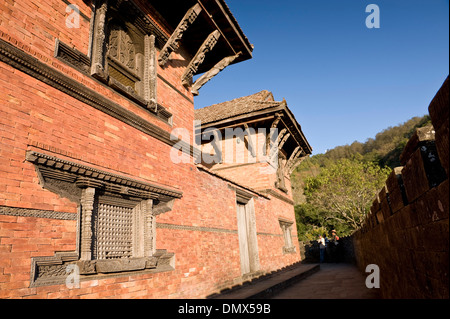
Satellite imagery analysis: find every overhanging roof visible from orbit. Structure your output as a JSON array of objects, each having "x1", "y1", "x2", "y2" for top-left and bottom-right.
[
  {"x1": 194, "y1": 91, "x2": 313, "y2": 155},
  {"x1": 148, "y1": 0, "x2": 253, "y2": 75}
]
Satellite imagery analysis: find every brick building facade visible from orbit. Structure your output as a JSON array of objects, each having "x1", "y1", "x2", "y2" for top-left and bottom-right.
[{"x1": 0, "y1": 0, "x2": 312, "y2": 298}]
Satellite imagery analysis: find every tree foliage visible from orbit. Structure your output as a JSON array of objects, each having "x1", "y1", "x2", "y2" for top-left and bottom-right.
[
  {"x1": 295, "y1": 115, "x2": 431, "y2": 173},
  {"x1": 303, "y1": 155, "x2": 391, "y2": 233},
  {"x1": 295, "y1": 203, "x2": 350, "y2": 241},
  {"x1": 292, "y1": 115, "x2": 431, "y2": 241}
]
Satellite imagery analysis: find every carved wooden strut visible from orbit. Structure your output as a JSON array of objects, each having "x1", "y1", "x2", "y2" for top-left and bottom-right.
[
  {"x1": 181, "y1": 30, "x2": 221, "y2": 87},
  {"x1": 191, "y1": 52, "x2": 242, "y2": 95},
  {"x1": 158, "y1": 3, "x2": 202, "y2": 66}
]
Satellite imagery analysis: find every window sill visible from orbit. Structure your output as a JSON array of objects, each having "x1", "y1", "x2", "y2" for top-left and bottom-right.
[
  {"x1": 282, "y1": 246, "x2": 296, "y2": 254},
  {"x1": 30, "y1": 250, "x2": 175, "y2": 287}
]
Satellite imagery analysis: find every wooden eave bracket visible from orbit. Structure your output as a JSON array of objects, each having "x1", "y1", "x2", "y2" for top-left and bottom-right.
[
  {"x1": 158, "y1": 3, "x2": 203, "y2": 67},
  {"x1": 191, "y1": 51, "x2": 242, "y2": 95},
  {"x1": 181, "y1": 29, "x2": 221, "y2": 87}
]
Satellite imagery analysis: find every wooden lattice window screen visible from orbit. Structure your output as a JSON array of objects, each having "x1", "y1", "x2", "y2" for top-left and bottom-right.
[{"x1": 95, "y1": 203, "x2": 134, "y2": 260}]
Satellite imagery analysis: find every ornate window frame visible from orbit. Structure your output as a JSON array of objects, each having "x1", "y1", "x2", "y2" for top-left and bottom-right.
[
  {"x1": 278, "y1": 218, "x2": 296, "y2": 254},
  {"x1": 55, "y1": 0, "x2": 172, "y2": 123},
  {"x1": 90, "y1": 0, "x2": 158, "y2": 111},
  {"x1": 26, "y1": 151, "x2": 182, "y2": 287}
]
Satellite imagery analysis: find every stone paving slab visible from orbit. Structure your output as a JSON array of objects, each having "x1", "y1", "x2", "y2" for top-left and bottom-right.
[
  {"x1": 270, "y1": 263, "x2": 381, "y2": 299},
  {"x1": 211, "y1": 264, "x2": 320, "y2": 299}
]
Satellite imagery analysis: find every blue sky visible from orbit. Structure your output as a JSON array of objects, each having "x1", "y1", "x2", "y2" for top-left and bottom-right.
[{"x1": 193, "y1": 0, "x2": 449, "y2": 155}]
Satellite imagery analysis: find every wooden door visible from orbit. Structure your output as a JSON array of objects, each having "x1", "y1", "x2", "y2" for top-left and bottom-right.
[{"x1": 237, "y1": 203, "x2": 251, "y2": 274}]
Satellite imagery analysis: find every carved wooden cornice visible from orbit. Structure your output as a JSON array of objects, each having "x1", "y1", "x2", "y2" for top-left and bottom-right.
[
  {"x1": 278, "y1": 217, "x2": 294, "y2": 227},
  {"x1": 158, "y1": 3, "x2": 202, "y2": 66},
  {"x1": 181, "y1": 30, "x2": 221, "y2": 87},
  {"x1": 235, "y1": 187, "x2": 255, "y2": 204},
  {"x1": 25, "y1": 151, "x2": 183, "y2": 201}
]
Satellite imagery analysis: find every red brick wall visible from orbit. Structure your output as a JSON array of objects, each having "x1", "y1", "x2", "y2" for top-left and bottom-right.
[
  {"x1": 0, "y1": 0, "x2": 194, "y2": 136},
  {"x1": 352, "y1": 77, "x2": 449, "y2": 299},
  {"x1": 254, "y1": 196, "x2": 300, "y2": 271},
  {"x1": 0, "y1": 1, "x2": 301, "y2": 298}
]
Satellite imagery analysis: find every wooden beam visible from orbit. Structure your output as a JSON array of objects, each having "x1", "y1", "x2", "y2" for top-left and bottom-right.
[
  {"x1": 202, "y1": 128, "x2": 223, "y2": 163},
  {"x1": 181, "y1": 30, "x2": 221, "y2": 87},
  {"x1": 285, "y1": 147, "x2": 302, "y2": 173},
  {"x1": 197, "y1": 0, "x2": 236, "y2": 54},
  {"x1": 266, "y1": 113, "x2": 283, "y2": 155},
  {"x1": 278, "y1": 132, "x2": 290, "y2": 150},
  {"x1": 243, "y1": 123, "x2": 256, "y2": 157},
  {"x1": 191, "y1": 52, "x2": 241, "y2": 95},
  {"x1": 287, "y1": 152, "x2": 306, "y2": 175},
  {"x1": 158, "y1": 3, "x2": 202, "y2": 66}
]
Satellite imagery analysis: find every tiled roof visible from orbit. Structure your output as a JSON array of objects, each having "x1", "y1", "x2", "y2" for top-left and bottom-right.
[{"x1": 194, "y1": 90, "x2": 282, "y2": 124}]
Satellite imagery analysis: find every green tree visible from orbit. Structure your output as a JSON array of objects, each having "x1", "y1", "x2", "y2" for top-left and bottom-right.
[
  {"x1": 304, "y1": 155, "x2": 391, "y2": 233},
  {"x1": 294, "y1": 203, "x2": 351, "y2": 241}
]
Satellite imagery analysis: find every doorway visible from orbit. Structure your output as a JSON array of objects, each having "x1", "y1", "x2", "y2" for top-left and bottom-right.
[{"x1": 236, "y1": 195, "x2": 259, "y2": 275}]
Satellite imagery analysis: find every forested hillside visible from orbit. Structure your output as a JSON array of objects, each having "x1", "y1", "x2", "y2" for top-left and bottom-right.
[{"x1": 291, "y1": 115, "x2": 432, "y2": 241}]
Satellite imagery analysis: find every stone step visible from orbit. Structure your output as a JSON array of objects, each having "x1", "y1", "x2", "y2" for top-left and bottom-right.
[{"x1": 208, "y1": 263, "x2": 320, "y2": 299}]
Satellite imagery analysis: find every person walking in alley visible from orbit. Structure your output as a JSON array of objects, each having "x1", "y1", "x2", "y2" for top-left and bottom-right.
[
  {"x1": 318, "y1": 235, "x2": 326, "y2": 263},
  {"x1": 330, "y1": 230, "x2": 340, "y2": 262}
]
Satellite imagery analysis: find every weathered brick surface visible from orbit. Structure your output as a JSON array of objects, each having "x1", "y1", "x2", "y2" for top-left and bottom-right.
[
  {"x1": 428, "y1": 76, "x2": 449, "y2": 132},
  {"x1": 378, "y1": 186, "x2": 391, "y2": 221},
  {"x1": 435, "y1": 120, "x2": 449, "y2": 177},
  {"x1": 399, "y1": 126, "x2": 435, "y2": 165},
  {"x1": 0, "y1": 64, "x2": 301, "y2": 298},
  {"x1": 0, "y1": 0, "x2": 302, "y2": 299},
  {"x1": 385, "y1": 167, "x2": 407, "y2": 214},
  {"x1": 402, "y1": 148, "x2": 431, "y2": 203},
  {"x1": 427, "y1": 76, "x2": 449, "y2": 177},
  {"x1": 352, "y1": 79, "x2": 449, "y2": 299}
]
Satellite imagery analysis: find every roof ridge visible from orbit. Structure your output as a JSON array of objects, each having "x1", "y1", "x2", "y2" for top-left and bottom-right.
[
  {"x1": 194, "y1": 90, "x2": 285, "y2": 126},
  {"x1": 195, "y1": 90, "x2": 273, "y2": 111},
  {"x1": 248, "y1": 99, "x2": 281, "y2": 104}
]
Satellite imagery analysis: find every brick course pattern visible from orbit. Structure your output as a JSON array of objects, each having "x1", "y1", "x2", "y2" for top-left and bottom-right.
[
  {"x1": 0, "y1": 0, "x2": 302, "y2": 298},
  {"x1": 352, "y1": 77, "x2": 449, "y2": 299}
]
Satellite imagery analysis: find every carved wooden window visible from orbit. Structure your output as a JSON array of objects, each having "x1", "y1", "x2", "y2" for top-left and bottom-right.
[
  {"x1": 26, "y1": 151, "x2": 181, "y2": 287},
  {"x1": 95, "y1": 202, "x2": 134, "y2": 260},
  {"x1": 108, "y1": 25, "x2": 136, "y2": 70},
  {"x1": 279, "y1": 218, "x2": 295, "y2": 254},
  {"x1": 106, "y1": 23, "x2": 142, "y2": 96},
  {"x1": 55, "y1": 0, "x2": 173, "y2": 123},
  {"x1": 90, "y1": 0, "x2": 159, "y2": 113},
  {"x1": 77, "y1": 186, "x2": 162, "y2": 277}
]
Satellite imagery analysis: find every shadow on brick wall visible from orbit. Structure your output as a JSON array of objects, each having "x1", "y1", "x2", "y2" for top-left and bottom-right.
[{"x1": 350, "y1": 76, "x2": 449, "y2": 299}]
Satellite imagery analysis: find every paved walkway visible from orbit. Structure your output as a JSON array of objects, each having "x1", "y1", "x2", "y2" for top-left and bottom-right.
[
  {"x1": 270, "y1": 263, "x2": 381, "y2": 299},
  {"x1": 211, "y1": 264, "x2": 319, "y2": 299}
]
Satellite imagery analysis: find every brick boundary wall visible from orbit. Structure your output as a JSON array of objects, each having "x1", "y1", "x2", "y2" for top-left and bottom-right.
[{"x1": 351, "y1": 76, "x2": 449, "y2": 299}]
